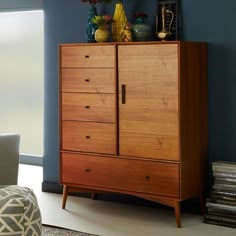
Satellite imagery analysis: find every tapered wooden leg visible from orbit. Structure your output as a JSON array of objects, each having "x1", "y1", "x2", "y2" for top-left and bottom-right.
[
  {"x1": 200, "y1": 195, "x2": 206, "y2": 214},
  {"x1": 91, "y1": 192, "x2": 96, "y2": 200},
  {"x1": 62, "y1": 185, "x2": 68, "y2": 209},
  {"x1": 174, "y1": 201, "x2": 181, "y2": 228}
]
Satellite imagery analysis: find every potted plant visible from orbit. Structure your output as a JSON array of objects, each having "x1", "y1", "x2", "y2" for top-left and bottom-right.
[
  {"x1": 82, "y1": 0, "x2": 113, "y2": 42},
  {"x1": 92, "y1": 15, "x2": 113, "y2": 42}
]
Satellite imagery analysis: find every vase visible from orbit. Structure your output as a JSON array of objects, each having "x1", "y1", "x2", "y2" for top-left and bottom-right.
[
  {"x1": 95, "y1": 27, "x2": 110, "y2": 43},
  {"x1": 112, "y1": 2, "x2": 128, "y2": 42},
  {"x1": 85, "y1": 5, "x2": 97, "y2": 43},
  {"x1": 132, "y1": 18, "x2": 152, "y2": 42}
]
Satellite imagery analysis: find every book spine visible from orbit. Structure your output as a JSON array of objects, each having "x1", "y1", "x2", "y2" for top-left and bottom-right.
[
  {"x1": 211, "y1": 190, "x2": 236, "y2": 197},
  {"x1": 214, "y1": 171, "x2": 236, "y2": 178},
  {"x1": 210, "y1": 193, "x2": 236, "y2": 202},
  {"x1": 207, "y1": 197, "x2": 236, "y2": 206},
  {"x1": 214, "y1": 177, "x2": 236, "y2": 183},
  {"x1": 204, "y1": 214, "x2": 236, "y2": 224},
  {"x1": 206, "y1": 202, "x2": 236, "y2": 212},
  {"x1": 208, "y1": 210, "x2": 236, "y2": 219},
  {"x1": 213, "y1": 184, "x2": 236, "y2": 192},
  {"x1": 204, "y1": 219, "x2": 236, "y2": 228},
  {"x1": 212, "y1": 165, "x2": 236, "y2": 173}
]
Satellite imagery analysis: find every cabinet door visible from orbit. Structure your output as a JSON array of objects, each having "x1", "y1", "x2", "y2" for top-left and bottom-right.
[{"x1": 118, "y1": 44, "x2": 179, "y2": 161}]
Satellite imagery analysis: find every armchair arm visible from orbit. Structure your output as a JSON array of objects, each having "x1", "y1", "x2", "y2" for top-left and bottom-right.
[{"x1": 0, "y1": 134, "x2": 20, "y2": 185}]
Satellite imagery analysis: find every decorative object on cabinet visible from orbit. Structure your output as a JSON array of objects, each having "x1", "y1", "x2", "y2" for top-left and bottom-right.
[
  {"x1": 112, "y1": 1, "x2": 128, "y2": 41},
  {"x1": 85, "y1": 5, "x2": 98, "y2": 43},
  {"x1": 132, "y1": 12, "x2": 152, "y2": 41},
  {"x1": 120, "y1": 22, "x2": 132, "y2": 42},
  {"x1": 82, "y1": 0, "x2": 113, "y2": 42},
  {"x1": 94, "y1": 27, "x2": 110, "y2": 42},
  {"x1": 92, "y1": 15, "x2": 113, "y2": 42},
  {"x1": 156, "y1": 0, "x2": 179, "y2": 40},
  {"x1": 59, "y1": 41, "x2": 208, "y2": 228}
]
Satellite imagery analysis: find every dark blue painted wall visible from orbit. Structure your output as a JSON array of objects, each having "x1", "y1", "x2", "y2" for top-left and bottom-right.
[{"x1": 43, "y1": 0, "x2": 236, "y2": 189}]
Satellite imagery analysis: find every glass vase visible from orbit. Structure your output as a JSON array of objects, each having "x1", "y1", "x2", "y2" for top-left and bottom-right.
[
  {"x1": 85, "y1": 5, "x2": 97, "y2": 43},
  {"x1": 112, "y1": 2, "x2": 128, "y2": 42}
]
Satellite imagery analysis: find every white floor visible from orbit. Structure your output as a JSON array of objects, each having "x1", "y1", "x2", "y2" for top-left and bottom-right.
[{"x1": 18, "y1": 164, "x2": 235, "y2": 236}]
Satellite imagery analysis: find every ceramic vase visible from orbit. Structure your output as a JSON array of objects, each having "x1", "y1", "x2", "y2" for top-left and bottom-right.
[
  {"x1": 95, "y1": 27, "x2": 110, "y2": 43},
  {"x1": 112, "y1": 2, "x2": 128, "y2": 42},
  {"x1": 85, "y1": 5, "x2": 97, "y2": 43},
  {"x1": 132, "y1": 18, "x2": 152, "y2": 42}
]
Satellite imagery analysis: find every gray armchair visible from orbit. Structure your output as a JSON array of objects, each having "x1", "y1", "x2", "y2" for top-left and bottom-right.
[{"x1": 0, "y1": 134, "x2": 20, "y2": 185}]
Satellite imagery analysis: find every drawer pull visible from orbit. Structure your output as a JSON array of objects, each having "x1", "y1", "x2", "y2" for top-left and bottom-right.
[
  {"x1": 85, "y1": 55, "x2": 90, "y2": 58},
  {"x1": 85, "y1": 79, "x2": 90, "y2": 82},
  {"x1": 85, "y1": 135, "x2": 90, "y2": 139},
  {"x1": 85, "y1": 105, "x2": 90, "y2": 109},
  {"x1": 145, "y1": 176, "x2": 150, "y2": 180},
  {"x1": 85, "y1": 168, "x2": 91, "y2": 172}
]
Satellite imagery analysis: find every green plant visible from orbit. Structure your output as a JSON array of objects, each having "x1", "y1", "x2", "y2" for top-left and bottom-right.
[{"x1": 92, "y1": 15, "x2": 113, "y2": 28}]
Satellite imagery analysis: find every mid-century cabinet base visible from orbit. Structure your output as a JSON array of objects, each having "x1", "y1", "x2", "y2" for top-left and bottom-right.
[
  {"x1": 62, "y1": 185, "x2": 203, "y2": 228},
  {"x1": 59, "y1": 41, "x2": 208, "y2": 228}
]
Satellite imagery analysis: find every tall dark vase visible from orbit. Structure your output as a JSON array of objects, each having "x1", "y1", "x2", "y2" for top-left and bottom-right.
[{"x1": 85, "y1": 5, "x2": 97, "y2": 43}]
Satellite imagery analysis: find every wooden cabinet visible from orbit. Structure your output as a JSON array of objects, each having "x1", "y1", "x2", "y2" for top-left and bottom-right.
[{"x1": 59, "y1": 42, "x2": 208, "y2": 228}]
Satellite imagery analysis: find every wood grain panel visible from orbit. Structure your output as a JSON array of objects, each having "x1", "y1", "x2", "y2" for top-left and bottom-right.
[
  {"x1": 62, "y1": 68, "x2": 115, "y2": 93},
  {"x1": 118, "y1": 43, "x2": 179, "y2": 160},
  {"x1": 62, "y1": 121, "x2": 116, "y2": 154},
  {"x1": 178, "y1": 42, "x2": 208, "y2": 199},
  {"x1": 61, "y1": 153, "x2": 180, "y2": 197},
  {"x1": 62, "y1": 93, "x2": 115, "y2": 122},
  {"x1": 118, "y1": 44, "x2": 178, "y2": 69},
  {"x1": 119, "y1": 132, "x2": 179, "y2": 160},
  {"x1": 61, "y1": 45, "x2": 114, "y2": 68}
]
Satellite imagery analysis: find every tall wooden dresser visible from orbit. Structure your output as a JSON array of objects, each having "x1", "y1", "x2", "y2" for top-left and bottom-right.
[{"x1": 59, "y1": 41, "x2": 208, "y2": 227}]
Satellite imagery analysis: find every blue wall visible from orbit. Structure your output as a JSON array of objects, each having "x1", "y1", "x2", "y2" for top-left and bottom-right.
[{"x1": 43, "y1": 0, "x2": 236, "y2": 190}]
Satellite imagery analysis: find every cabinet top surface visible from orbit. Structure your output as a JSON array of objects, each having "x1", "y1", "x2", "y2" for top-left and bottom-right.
[{"x1": 59, "y1": 41, "x2": 207, "y2": 47}]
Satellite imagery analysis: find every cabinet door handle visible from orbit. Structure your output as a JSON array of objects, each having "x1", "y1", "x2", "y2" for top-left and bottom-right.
[
  {"x1": 145, "y1": 176, "x2": 150, "y2": 180},
  {"x1": 85, "y1": 79, "x2": 90, "y2": 82},
  {"x1": 85, "y1": 168, "x2": 91, "y2": 172},
  {"x1": 85, "y1": 135, "x2": 90, "y2": 139},
  {"x1": 121, "y1": 84, "x2": 126, "y2": 104},
  {"x1": 85, "y1": 55, "x2": 90, "y2": 58},
  {"x1": 85, "y1": 105, "x2": 90, "y2": 109}
]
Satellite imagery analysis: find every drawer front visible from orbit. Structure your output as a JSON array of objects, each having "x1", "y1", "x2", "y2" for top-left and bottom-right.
[
  {"x1": 62, "y1": 93, "x2": 116, "y2": 122},
  {"x1": 118, "y1": 44, "x2": 178, "y2": 69},
  {"x1": 62, "y1": 121, "x2": 116, "y2": 154},
  {"x1": 119, "y1": 132, "x2": 179, "y2": 161},
  {"x1": 61, "y1": 45, "x2": 115, "y2": 68},
  {"x1": 61, "y1": 153, "x2": 180, "y2": 197},
  {"x1": 62, "y1": 68, "x2": 115, "y2": 93}
]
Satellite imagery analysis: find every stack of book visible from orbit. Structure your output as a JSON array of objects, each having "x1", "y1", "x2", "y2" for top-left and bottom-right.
[{"x1": 203, "y1": 161, "x2": 236, "y2": 228}]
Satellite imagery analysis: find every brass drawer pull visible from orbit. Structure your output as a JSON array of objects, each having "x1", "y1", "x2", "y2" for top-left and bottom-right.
[
  {"x1": 85, "y1": 79, "x2": 90, "y2": 82},
  {"x1": 85, "y1": 55, "x2": 90, "y2": 58},
  {"x1": 85, "y1": 135, "x2": 90, "y2": 139},
  {"x1": 85, "y1": 106, "x2": 90, "y2": 109},
  {"x1": 85, "y1": 168, "x2": 91, "y2": 172},
  {"x1": 145, "y1": 176, "x2": 150, "y2": 180}
]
